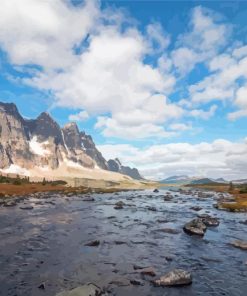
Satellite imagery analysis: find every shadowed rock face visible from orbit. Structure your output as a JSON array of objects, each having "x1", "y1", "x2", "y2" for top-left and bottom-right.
[
  {"x1": 0, "y1": 102, "x2": 33, "y2": 169},
  {"x1": 80, "y1": 131, "x2": 109, "y2": 170},
  {"x1": 27, "y1": 112, "x2": 64, "y2": 145},
  {"x1": 62, "y1": 123, "x2": 81, "y2": 150},
  {"x1": 108, "y1": 158, "x2": 143, "y2": 180}
]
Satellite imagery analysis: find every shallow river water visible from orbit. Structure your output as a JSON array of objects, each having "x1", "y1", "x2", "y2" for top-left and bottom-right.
[{"x1": 0, "y1": 188, "x2": 246, "y2": 296}]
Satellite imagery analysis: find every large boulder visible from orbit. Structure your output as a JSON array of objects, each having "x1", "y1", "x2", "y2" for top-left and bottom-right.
[
  {"x1": 183, "y1": 218, "x2": 207, "y2": 236},
  {"x1": 153, "y1": 269, "x2": 192, "y2": 286}
]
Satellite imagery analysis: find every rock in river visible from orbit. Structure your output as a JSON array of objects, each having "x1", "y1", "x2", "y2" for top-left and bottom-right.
[
  {"x1": 183, "y1": 218, "x2": 207, "y2": 236},
  {"x1": 231, "y1": 240, "x2": 247, "y2": 250},
  {"x1": 20, "y1": 205, "x2": 34, "y2": 210},
  {"x1": 198, "y1": 214, "x2": 220, "y2": 227},
  {"x1": 56, "y1": 283, "x2": 103, "y2": 296},
  {"x1": 134, "y1": 266, "x2": 156, "y2": 277},
  {"x1": 153, "y1": 269, "x2": 192, "y2": 287},
  {"x1": 114, "y1": 200, "x2": 125, "y2": 209},
  {"x1": 84, "y1": 240, "x2": 100, "y2": 247}
]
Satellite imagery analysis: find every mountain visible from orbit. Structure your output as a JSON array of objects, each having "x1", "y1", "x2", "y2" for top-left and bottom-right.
[
  {"x1": 108, "y1": 158, "x2": 143, "y2": 180},
  {"x1": 0, "y1": 102, "x2": 142, "y2": 180},
  {"x1": 161, "y1": 175, "x2": 189, "y2": 183},
  {"x1": 160, "y1": 175, "x2": 227, "y2": 185},
  {"x1": 190, "y1": 178, "x2": 220, "y2": 185}
]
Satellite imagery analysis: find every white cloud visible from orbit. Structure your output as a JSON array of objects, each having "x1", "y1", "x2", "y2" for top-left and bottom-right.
[
  {"x1": 98, "y1": 138, "x2": 247, "y2": 180},
  {"x1": 69, "y1": 110, "x2": 89, "y2": 122},
  {"x1": 0, "y1": 0, "x2": 99, "y2": 69},
  {"x1": 189, "y1": 104, "x2": 218, "y2": 120},
  {"x1": 169, "y1": 123, "x2": 192, "y2": 131},
  {"x1": 146, "y1": 22, "x2": 170, "y2": 53},
  {"x1": 172, "y1": 6, "x2": 229, "y2": 75},
  {"x1": 16, "y1": 4, "x2": 178, "y2": 139}
]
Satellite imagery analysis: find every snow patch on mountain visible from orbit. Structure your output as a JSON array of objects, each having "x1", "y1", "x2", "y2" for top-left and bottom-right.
[{"x1": 29, "y1": 136, "x2": 50, "y2": 156}]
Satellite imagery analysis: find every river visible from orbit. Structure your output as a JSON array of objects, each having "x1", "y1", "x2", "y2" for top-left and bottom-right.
[{"x1": 0, "y1": 188, "x2": 246, "y2": 296}]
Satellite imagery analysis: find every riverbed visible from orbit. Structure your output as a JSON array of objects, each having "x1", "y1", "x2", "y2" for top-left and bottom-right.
[{"x1": 0, "y1": 188, "x2": 246, "y2": 296}]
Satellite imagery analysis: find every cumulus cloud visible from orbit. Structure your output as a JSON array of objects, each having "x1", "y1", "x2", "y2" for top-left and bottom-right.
[
  {"x1": 69, "y1": 110, "x2": 89, "y2": 122},
  {"x1": 189, "y1": 104, "x2": 218, "y2": 120},
  {"x1": 172, "y1": 6, "x2": 229, "y2": 75},
  {"x1": 98, "y1": 138, "x2": 247, "y2": 180},
  {"x1": 0, "y1": 0, "x2": 181, "y2": 139},
  {"x1": 0, "y1": 0, "x2": 99, "y2": 69}
]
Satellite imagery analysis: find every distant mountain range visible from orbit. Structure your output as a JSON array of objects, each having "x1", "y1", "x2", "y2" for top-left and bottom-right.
[
  {"x1": 160, "y1": 175, "x2": 228, "y2": 185},
  {"x1": 160, "y1": 175, "x2": 247, "y2": 185},
  {"x1": 0, "y1": 102, "x2": 143, "y2": 180}
]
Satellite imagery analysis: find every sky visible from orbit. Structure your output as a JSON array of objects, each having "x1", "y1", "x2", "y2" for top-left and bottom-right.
[{"x1": 0, "y1": 0, "x2": 247, "y2": 180}]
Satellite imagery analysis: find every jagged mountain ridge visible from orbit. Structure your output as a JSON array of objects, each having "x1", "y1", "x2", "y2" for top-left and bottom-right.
[
  {"x1": 0, "y1": 102, "x2": 142, "y2": 179},
  {"x1": 107, "y1": 158, "x2": 143, "y2": 180}
]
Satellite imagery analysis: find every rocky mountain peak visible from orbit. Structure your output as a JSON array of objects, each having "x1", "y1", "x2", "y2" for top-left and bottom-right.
[
  {"x1": 62, "y1": 122, "x2": 81, "y2": 150},
  {"x1": 0, "y1": 101, "x2": 143, "y2": 180},
  {"x1": 107, "y1": 158, "x2": 143, "y2": 180},
  {"x1": 30, "y1": 112, "x2": 64, "y2": 145}
]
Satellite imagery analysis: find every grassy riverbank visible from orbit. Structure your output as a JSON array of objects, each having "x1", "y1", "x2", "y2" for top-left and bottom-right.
[
  {"x1": 0, "y1": 175, "x2": 158, "y2": 198},
  {"x1": 188, "y1": 183, "x2": 247, "y2": 212}
]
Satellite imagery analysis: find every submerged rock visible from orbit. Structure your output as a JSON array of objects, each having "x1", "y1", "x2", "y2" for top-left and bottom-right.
[
  {"x1": 153, "y1": 189, "x2": 159, "y2": 193},
  {"x1": 231, "y1": 240, "x2": 247, "y2": 250},
  {"x1": 147, "y1": 206, "x2": 157, "y2": 212},
  {"x1": 190, "y1": 206, "x2": 202, "y2": 211},
  {"x1": 56, "y1": 283, "x2": 103, "y2": 296},
  {"x1": 114, "y1": 201, "x2": 125, "y2": 210},
  {"x1": 82, "y1": 196, "x2": 95, "y2": 202},
  {"x1": 130, "y1": 279, "x2": 144, "y2": 286},
  {"x1": 183, "y1": 218, "x2": 207, "y2": 236},
  {"x1": 3, "y1": 201, "x2": 17, "y2": 207},
  {"x1": 20, "y1": 205, "x2": 33, "y2": 210},
  {"x1": 84, "y1": 240, "x2": 100, "y2": 247},
  {"x1": 134, "y1": 266, "x2": 156, "y2": 277},
  {"x1": 153, "y1": 269, "x2": 192, "y2": 287}
]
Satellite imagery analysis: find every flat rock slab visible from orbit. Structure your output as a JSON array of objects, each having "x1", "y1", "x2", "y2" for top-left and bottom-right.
[
  {"x1": 153, "y1": 269, "x2": 192, "y2": 286},
  {"x1": 56, "y1": 283, "x2": 103, "y2": 296},
  {"x1": 231, "y1": 240, "x2": 247, "y2": 250},
  {"x1": 19, "y1": 205, "x2": 34, "y2": 210}
]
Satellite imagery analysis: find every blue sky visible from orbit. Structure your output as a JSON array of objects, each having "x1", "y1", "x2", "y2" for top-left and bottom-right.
[{"x1": 0, "y1": 0, "x2": 247, "y2": 179}]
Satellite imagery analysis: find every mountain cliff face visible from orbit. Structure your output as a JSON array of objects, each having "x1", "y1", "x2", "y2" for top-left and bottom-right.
[
  {"x1": 108, "y1": 158, "x2": 143, "y2": 180},
  {"x1": 0, "y1": 102, "x2": 142, "y2": 180}
]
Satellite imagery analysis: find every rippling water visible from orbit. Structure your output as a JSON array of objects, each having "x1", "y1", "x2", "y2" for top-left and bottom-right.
[{"x1": 0, "y1": 188, "x2": 246, "y2": 296}]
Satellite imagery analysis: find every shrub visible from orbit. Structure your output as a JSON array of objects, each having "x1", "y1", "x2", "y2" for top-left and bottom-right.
[{"x1": 13, "y1": 179, "x2": 22, "y2": 185}]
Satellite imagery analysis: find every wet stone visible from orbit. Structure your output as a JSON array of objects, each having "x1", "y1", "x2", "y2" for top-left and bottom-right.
[
  {"x1": 190, "y1": 206, "x2": 202, "y2": 211},
  {"x1": 231, "y1": 240, "x2": 247, "y2": 250},
  {"x1": 147, "y1": 206, "x2": 157, "y2": 211},
  {"x1": 153, "y1": 269, "x2": 192, "y2": 287},
  {"x1": 183, "y1": 218, "x2": 207, "y2": 236},
  {"x1": 114, "y1": 201, "x2": 125, "y2": 209},
  {"x1": 134, "y1": 266, "x2": 156, "y2": 277},
  {"x1": 130, "y1": 279, "x2": 144, "y2": 286},
  {"x1": 84, "y1": 240, "x2": 100, "y2": 247},
  {"x1": 20, "y1": 205, "x2": 34, "y2": 210}
]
